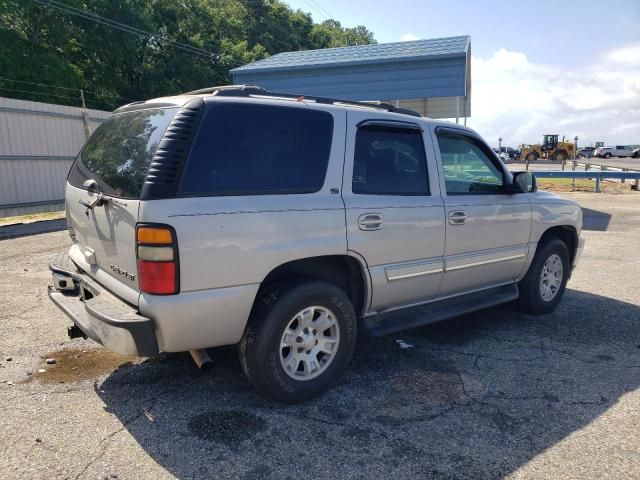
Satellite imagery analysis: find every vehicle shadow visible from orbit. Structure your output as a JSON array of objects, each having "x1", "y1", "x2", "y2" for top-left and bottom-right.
[
  {"x1": 97, "y1": 289, "x2": 640, "y2": 479},
  {"x1": 581, "y1": 207, "x2": 612, "y2": 231}
]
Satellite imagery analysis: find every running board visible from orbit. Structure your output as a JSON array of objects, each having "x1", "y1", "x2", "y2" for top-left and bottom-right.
[{"x1": 361, "y1": 283, "x2": 519, "y2": 337}]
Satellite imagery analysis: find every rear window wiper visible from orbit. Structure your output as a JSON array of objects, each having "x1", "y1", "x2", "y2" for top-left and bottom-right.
[
  {"x1": 79, "y1": 179, "x2": 109, "y2": 213},
  {"x1": 79, "y1": 194, "x2": 108, "y2": 210}
]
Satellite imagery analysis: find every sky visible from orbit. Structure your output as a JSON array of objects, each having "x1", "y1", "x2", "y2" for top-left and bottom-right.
[{"x1": 284, "y1": 0, "x2": 640, "y2": 147}]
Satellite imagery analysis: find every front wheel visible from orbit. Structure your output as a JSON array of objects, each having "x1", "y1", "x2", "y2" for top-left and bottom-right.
[
  {"x1": 240, "y1": 281, "x2": 357, "y2": 403},
  {"x1": 553, "y1": 150, "x2": 568, "y2": 162},
  {"x1": 518, "y1": 238, "x2": 570, "y2": 315},
  {"x1": 604, "y1": 153, "x2": 612, "y2": 159}
]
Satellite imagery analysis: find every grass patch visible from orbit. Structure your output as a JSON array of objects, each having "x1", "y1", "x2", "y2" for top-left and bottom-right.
[
  {"x1": 0, "y1": 210, "x2": 65, "y2": 226},
  {"x1": 537, "y1": 178, "x2": 595, "y2": 188},
  {"x1": 536, "y1": 178, "x2": 633, "y2": 193}
]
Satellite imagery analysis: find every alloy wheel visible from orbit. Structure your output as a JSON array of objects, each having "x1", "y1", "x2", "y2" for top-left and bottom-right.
[
  {"x1": 279, "y1": 306, "x2": 340, "y2": 381},
  {"x1": 540, "y1": 253, "x2": 563, "y2": 301}
]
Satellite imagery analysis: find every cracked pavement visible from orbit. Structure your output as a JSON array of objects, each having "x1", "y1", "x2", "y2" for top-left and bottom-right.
[{"x1": 0, "y1": 192, "x2": 639, "y2": 479}]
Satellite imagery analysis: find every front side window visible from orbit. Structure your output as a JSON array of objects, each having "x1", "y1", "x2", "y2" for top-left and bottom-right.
[
  {"x1": 179, "y1": 103, "x2": 333, "y2": 196},
  {"x1": 437, "y1": 132, "x2": 505, "y2": 195},
  {"x1": 352, "y1": 125, "x2": 429, "y2": 195}
]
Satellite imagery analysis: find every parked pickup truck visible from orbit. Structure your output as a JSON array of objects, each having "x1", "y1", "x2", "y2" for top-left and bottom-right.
[
  {"x1": 49, "y1": 85, "x2": 584, "y2": 403},
  {"x1": 595, "y1": 146, "x2": 635, "y2": 158}
]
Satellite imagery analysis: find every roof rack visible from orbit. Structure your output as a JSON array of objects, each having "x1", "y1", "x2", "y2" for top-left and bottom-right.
[
  {"x1": 182, "y1": 84, "x2": 267, "y2": 96},
  {"x1": 181, "y1": 84, "x2": 422, "y2": 118}
]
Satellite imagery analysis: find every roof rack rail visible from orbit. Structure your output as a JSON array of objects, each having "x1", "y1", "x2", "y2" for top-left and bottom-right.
[
  {"x1": 182, "y1": 84, "x2": 422, "y2": 118},
  {"x1": 358, "y1": 100, "x2": 422, "y2": 118},
  {"x1": 182, "y1": 84, "x2": 266, "y2": 96}
]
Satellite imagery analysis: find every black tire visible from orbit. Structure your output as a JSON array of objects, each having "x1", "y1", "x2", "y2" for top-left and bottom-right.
[
  {"x1": 518, "y1": 238, "x2": 570, "y2": 315},
  {"x1": 552, "y1": 150, "x2": 568, "y2": 162},
  {"x1": 240, "y1": 281, "x2": 357, "y2": 403},
  {"x1": 604, "y1": 153, "x2": 612, "y2": 159}
]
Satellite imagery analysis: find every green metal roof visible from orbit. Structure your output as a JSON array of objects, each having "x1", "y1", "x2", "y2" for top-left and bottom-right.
[{"x1": 230, "y1": 35, "x2": 470, "y2": 74}]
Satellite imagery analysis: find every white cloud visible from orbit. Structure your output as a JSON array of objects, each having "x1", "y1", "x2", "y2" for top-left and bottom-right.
[
  {"x1": 400, "y1": 33, "x2": 420, "y2": 42},
  {"x1": 466, "y1": 45, "x2": 640, "y2": 147},
  {"x1": 606, "y1": 44, "x2": 640, "y2": 66}
]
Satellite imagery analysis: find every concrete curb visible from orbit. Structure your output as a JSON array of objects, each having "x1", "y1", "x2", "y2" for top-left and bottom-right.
[{"x1": 0, "y1": 218, "x2": 67, "y2": 240}]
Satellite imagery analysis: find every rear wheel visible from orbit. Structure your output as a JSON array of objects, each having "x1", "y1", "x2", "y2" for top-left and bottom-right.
[
  {"x1": 518, "y1": 238, "x2": 570, "y2": 315},
  {"x1": 240, "y1": 281, "x2": 357, "y2": 403}
]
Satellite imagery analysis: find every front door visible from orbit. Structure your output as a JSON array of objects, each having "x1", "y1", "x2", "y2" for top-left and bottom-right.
[
  {"x1": 432, "y1": 127, "x2": 532, "y2": 296},
  {"x1": 342, "y1": 111, "x2": 445, "y2": 313}
]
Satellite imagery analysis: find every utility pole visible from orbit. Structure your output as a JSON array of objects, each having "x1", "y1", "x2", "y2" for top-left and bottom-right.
[
  {"x1": 80, "y1": 89, "x2": 91, "y2": 141},
  {"x1": 498, "y1": 137, "x2": 502, "y2": 153},
  {"x1": 573, "y1": 136, "x2": 578, "y2": 190}
]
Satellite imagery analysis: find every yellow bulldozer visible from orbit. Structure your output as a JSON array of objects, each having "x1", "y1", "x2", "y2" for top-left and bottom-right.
[{"x1": 520, "y1": 134, "x2": 576, "y2": 162}]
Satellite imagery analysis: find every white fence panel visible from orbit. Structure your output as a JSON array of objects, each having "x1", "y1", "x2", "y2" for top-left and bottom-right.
[{"x1": 0, "y1": 97, "x2": 110, "y2": 217}]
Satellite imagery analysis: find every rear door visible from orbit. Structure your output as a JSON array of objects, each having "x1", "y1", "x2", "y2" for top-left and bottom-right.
[
  {"x1": 342, "y1": 111, "x2": 445, "y2": 312},
  {"x1": 616, "y1": 146, "x2": 632, "y2": 157},
  {"x1": 66, "y1": 107, "x2": 179, "y2": 304}
]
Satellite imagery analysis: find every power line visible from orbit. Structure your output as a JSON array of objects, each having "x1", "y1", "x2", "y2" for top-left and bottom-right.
[
  {"x1": 32, "y1": 0, "x2": 300, "y2": 66},
  {"x1": 309, "y1": 0, "x2": 335, "y2": 21},
  {"x1": 33, "y1": 0, "x2": 249, "y2": 66},
  {"x1": 0, "y1": 86, "x2": 116, "y2": 108},
  {"x1": 301, "y1": 0, "x2": 331, "y2": 21},
  {"x1": 0, "y1": 86, "x2": 79, "y2": 101},
  {"x1": 37, "y1": 0, "x2": 222, "y2": 59},
  {"x1": 0, "y1": 76, "x2": 138, "y2": 101}
]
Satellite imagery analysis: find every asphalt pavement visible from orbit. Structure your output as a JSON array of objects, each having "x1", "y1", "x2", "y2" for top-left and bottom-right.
[{"x1": 0, "y1": 192, "x2": 638, "y2": 479}]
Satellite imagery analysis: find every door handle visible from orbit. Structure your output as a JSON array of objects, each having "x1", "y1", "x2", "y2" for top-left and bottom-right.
[
  {"x1": 358, "y1": 213, "x2": 383, "y2": 231},
  {"x1": 448, "y1": 210, "x2": 467, "y2": 225}
]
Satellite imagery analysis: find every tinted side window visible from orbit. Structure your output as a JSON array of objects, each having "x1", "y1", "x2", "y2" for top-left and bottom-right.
[
  {"x1": 68, "y1": 108, "x2": 178, "y2": 198},
  {"x1": 352, "y1": 126, "x2": 429, "y2": 195},
  {"x1": 437, "y1": 133, "x2": 505, "y2": 195},
  {"x1": 179, "y1": 103, "x2": 333, "y2": 196}
]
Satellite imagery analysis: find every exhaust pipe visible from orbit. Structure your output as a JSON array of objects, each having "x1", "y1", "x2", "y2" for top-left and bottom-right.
[
  {"x1": 189, "y1": 349, "x2": 213, "y2": 372},
  {"x1": 67, "y1": 325, "x2": 87, "y2": 340}
]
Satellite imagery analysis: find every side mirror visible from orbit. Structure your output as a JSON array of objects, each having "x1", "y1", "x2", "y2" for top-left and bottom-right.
[{"x1": 511, "y1": 171, "x2": 537, "y2": 193}]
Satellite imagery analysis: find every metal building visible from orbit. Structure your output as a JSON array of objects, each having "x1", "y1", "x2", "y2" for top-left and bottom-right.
[
  {"x1": 0, "y1": 97, "x2": 109, "y2": 217},
  {"x1": 231, "y1": 35, "x2": 471, "y2": 120}
]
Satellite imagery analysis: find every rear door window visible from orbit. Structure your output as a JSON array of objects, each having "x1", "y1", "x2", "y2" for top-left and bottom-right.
[
  {"x1": 68, "y1": 108, "x2": 178, "y2": 198},
  {"x1": 352, "y1": 125, "x2": 429, "y2": 195},
  {"x1": 179, "y1": 103, "x2": 334, "y2": 196}
]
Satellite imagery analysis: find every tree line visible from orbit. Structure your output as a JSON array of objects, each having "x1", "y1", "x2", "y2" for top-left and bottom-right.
[{"x1": 0, "y1": 0, "x2": 376, "y2": 110}]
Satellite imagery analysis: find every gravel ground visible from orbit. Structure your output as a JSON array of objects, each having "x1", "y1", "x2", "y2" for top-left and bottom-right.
[{"x1": 0, "y1": 192, "x2": 638, "y2": 480}]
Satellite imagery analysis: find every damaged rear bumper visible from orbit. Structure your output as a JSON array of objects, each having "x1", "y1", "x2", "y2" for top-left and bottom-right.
[{"x1": 48, "y1": 253, "x2": 158, "y2": 357}]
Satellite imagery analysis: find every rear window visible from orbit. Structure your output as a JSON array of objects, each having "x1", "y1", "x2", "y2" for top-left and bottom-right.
[
  {"x1": 178, "y1": 103, "x2": 333, "y2": 196},
  {"x1": 68, "y1": 108, "x2": 178, "y2": 198}
]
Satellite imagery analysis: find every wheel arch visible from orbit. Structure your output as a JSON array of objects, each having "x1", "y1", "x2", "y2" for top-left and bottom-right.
[
  {"x1": 254, "y1": 254, "x2": 370, "y2": 317},
  {"x1": 538, "y1": 225, "x2": 578, "y2": 266}
]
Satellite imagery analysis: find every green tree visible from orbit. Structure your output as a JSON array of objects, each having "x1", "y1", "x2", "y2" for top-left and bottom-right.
[{"x1": 0, "y1": 0, "x2": 377, "y2": 110}]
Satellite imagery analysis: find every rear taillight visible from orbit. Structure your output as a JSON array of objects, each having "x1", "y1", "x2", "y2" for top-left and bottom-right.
[{"x1": 136, "y1": 225, "x2": 179, "y2": 295}]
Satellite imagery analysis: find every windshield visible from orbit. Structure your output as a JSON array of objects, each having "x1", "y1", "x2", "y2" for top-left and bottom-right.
[{"x1": 68, "y1": 107, "x2": 178, "y2": 198}]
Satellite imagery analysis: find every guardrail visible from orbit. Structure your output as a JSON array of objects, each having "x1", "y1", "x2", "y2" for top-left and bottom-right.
[{"x1": 533, "y1": 170, "x2": 640, "y2": 192}]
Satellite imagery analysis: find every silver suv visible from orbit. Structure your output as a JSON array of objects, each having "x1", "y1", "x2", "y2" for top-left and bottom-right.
[{"x1": 49, "y1": 85, "x2": 584, "y2": 402}]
